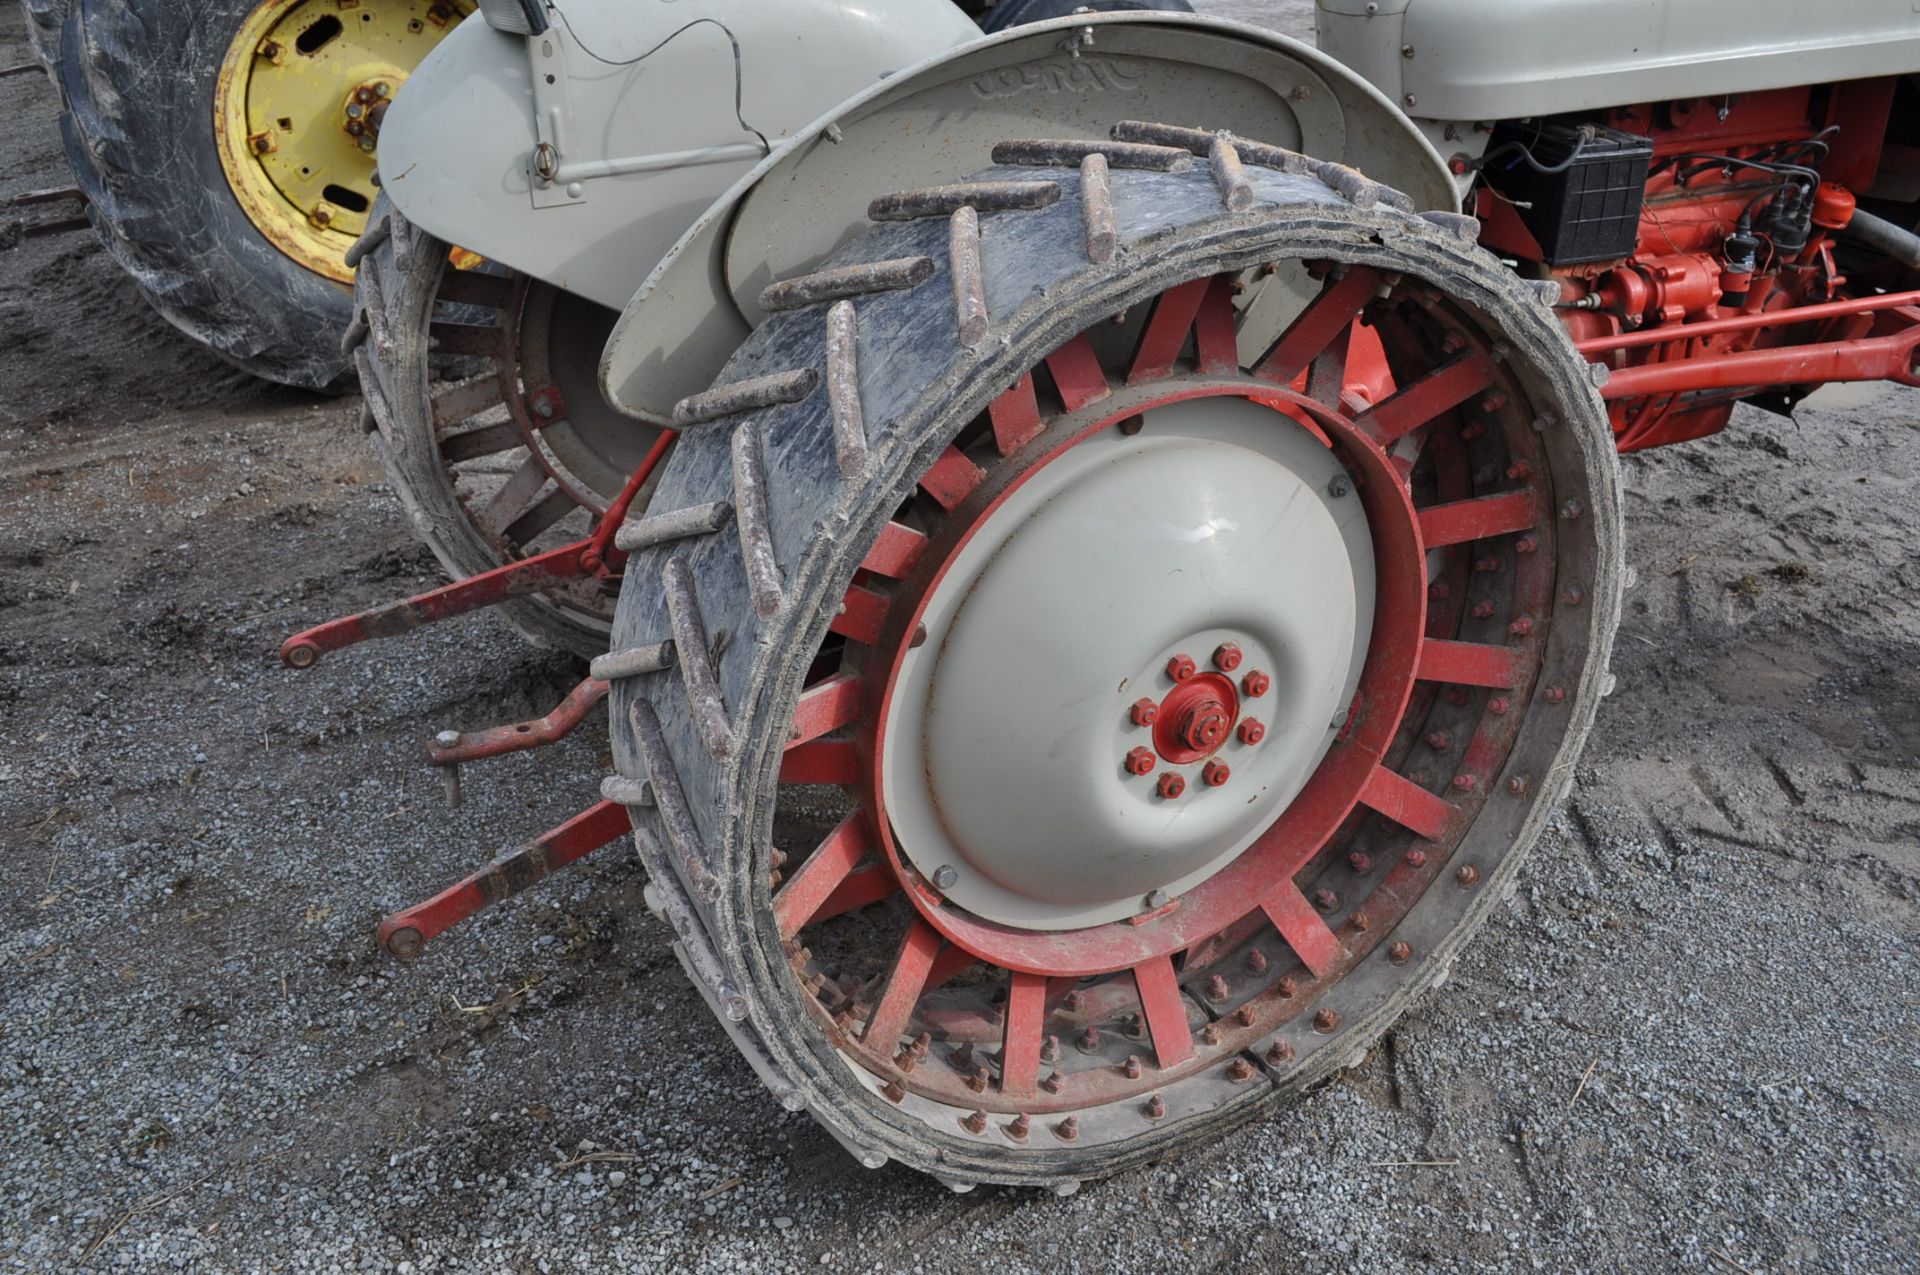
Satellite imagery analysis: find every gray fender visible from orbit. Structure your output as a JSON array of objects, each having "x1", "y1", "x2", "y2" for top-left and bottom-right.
[
  {"x1": 376, "y1": 0, "x2": 981, "y2": 313},
  {"x1": 600, "y1": 12, "x2": 1453, "y2": 423}
]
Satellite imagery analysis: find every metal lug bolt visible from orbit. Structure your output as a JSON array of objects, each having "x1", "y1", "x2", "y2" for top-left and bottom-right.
[
  {"x1": 1516, "y1": 536, "x2": 1539, "y2": 554},
  {"x1": 1233, "y1": 1004, "x2": 1256, "y2": 1027},
  {"x1": 1213, "y1": 642, "x2": 1243, "y2": 672},
  {"x1": 1456, "y1": 864, "x2": 1481, "y2": 887},
  {"x1": 1451, "y1": 773, "x2": 1478, "y2": 792},
  {"x1": 1313, "y1": 1008, "x2": 1342, "y2": 1033},
  {"x1": 1007, "y1": 1114, "x2": 1031, "y2": 1141},
  {"x1": 1166, "y1": 654, "x2": 1197, "y2": 682},
  {"x1": 1142, "y1": 892, "x2": 1171, "y2": 914},
  {"x1": 1348, "y1": 851, "x2": 1373, "y2": 872},
  {"x1": 881, "y1": 1081, "x2": 905, "y2": 1103},
  {"x1": 1474, "y1": 555, "x2": 1501, "y2": 573},
  {"x1": 1508, "y1": 615, "x2": 1534, "y2": 637},
  {"x1": 1487, "y1": 696, "x2": 1510, "y2": 715},
  {"x1": 1350, "y1": 911, "x2": 1371, "y2": 933},
  {"x1": 1563, "y1": 585, "x2": 1586, "y2": 606},
  {"x1": 1205, "y1": 974, "x2": 1230, "y2": 1003},
  {"x1": 1405, "y1": 848, "x2": 1429, "y2": 868},
  {"x1": 1429, "y1": 581, "x2": 1451, "y2": 600},
  {"x1": 1123, "y1": 1055, "x2": 1142, "y2": 1080},
  {"x1": 1144, "y1": 1093, "x2": 1167, "y2": 1119},
  {"x1": 1062, "y1": 990, "x2": 1085, "y2": 1012},
  {"x1": 1245, "y1": 948, "x2": 1268, "y2": 974},
  {"x1": 1077, "y1": 1026, "x2": 1101, "y2": 1054},
  {"x1": 1425, "y1": 731, "x2": 1453, "y2": 750},
  {"x1": 967, "y1": 1067, "x2": 991, "y2": 1093},
  {"x1": 932, "y1": 864, "x2": 958, "y2": 890},
  {"x1": 893, "y1": 1048, "x2": 917, "y2": 1073},
  {"x1": 1327, "y1": 473, "x2": 1352, "y2": 498},
  {"x1": 1266, "y1": 1040, "x2": 1295, "y2": 1065},
  {"x1": 1241, "y1": 670, "x2": 1271, "y2": 698},
  {"x1": 434, "y1": 729, "x2": 461, "y2": 748},
  {"x1": 1130, "y1": 697, "x2": 1159, "y2": 727},
  {"x1": 1040, "y1": 1069, "x2": 1065, "y2": 1094},
  {"x1": 962, "y1": 1110, "x2": 989, "y2": 1135},
  {"x1": 1124, "y1": 747, "x2": 1156, "y2": 777},
  {"x1": 1480, "y1": 391, "x2": 1509, "y2": 412},
  {"x1": 1237, "y1": 718, "x2": 1266, "y2": 745},
  {"x1": 1439, "y1": 331, "x2": 1465, "y2": 353},
  {"x1": 1388, "y1": 940, "x2": 1413, "y2": 964},
  {"x1": 1312, "y1": 888, "x2": 1338, "y2": 913},
  {"x1": 1470, "y1": 601, "x2": 1495, "y2": 619},
  {"x1": 1054, "y1": 1116, "x2": 1079, "y2": 1142},
  {"x1": 1199, "y1": 1022, "x2": 1225, "y2": 1045},
  {"x1": 1227, "y1": 1059, "x2": 1256, "y2": 1082},
  {"x1": 1201, "y1": 760, "x2": 1231, "y2": 788},
  {"x1": 1277, "y1": 976, "x2": 1298, "y2": 998},
  {"x1": 1562, "y1": 498, "x2": 1585, "y2": 520},
  {"x1": 1156, "y1": 773, "x2": 1186, "y2": 800},
  {"x1": 1460, "y1": 421, "x2": 1486, "y2": 441},
  {"x1": 1508, "y1": 775, "x2": 1529, "y2": 796},
  {"x1": 1041, "y1": 1034, "x2": 1060, "y2": 1063},
  {"x1": 1542, "y1": 685, "x2": 1567, "y2": 704},
  {"x1": 952, "y1": 1041, "x2": 975, "y2": 1069}
]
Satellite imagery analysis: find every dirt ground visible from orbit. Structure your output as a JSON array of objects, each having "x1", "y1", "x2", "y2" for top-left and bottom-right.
[{"x1": 2, "y1": 4, "x2": 1915, "y2": 1273}]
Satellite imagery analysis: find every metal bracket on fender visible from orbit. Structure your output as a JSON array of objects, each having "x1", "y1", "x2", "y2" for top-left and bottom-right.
[{"x1": 527, "y1": 23, "x2": 580, "y2": 208}]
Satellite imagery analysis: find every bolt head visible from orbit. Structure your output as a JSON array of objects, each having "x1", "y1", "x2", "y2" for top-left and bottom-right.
[
  {"x1": 1516, "y1": 536, "x2": 1539, "y2": 554},
  {"x1": 1227, "y1": 1059, "x2": 1256, "y2": 1082},
  {"x1": 1405, "y1": 848, "x2": 1429, "y2": 868},
  {"x1": 1488, "y1": 696, "x2": 1511, "y2": 715},
  {"x1": 1456, "y1": 864, "x2": 1481, "y2": 886},
  {"x1": 932, "y1": 864, "x2": 959, "y2": 890},
  {"x1": 1388, "y1": 941, "x2": 1413, "y2": 964},
  {"x1": 1266, "y1": 1040, "x2": 1295, "y2": 1065},
  {"x1": 1312, "y1": 888, "x2": 1338, "y2": 913},
  {"x1": 1543, "y1": 685, "x2": 1567, "y2": 704},
  {"x1": 1166, "y1": 654, "x2": 1197, "y2": 682},
  {"x1": 1471, "y1": 601, "x2": 1495, "y2": 619},
  {"x1": 1508, "y1": 775, "x2": 1529, "y2": 796},
  {"x1": 1130, "y1": 697, "x2": 1159, "y2": 727},
  {"x1": 1156, "y1": 773, "x2": 1186, "y2": 800},
  {"x1": 1143, "y1": 890, "x2": 1172, "y2": 912},
  {"x1": 1327, "y1": 473, "x2": 1352, "y2": 498},
  {"x1": 1237, "y1": 718, "x2": 1266, "y2": 745},
  {"x1": 1451, "y1": 773, "x2": 1478, "y2": 792},
  {"x1": 1241, "y1": 670, "x2": 1271, "y2": 698},
  {"x1": 1313, "y1": 1008, "x2": 1342, "y2": 1033},
  {"x1": 1212, "y1": 642, "x2": 1243, "y2": 672},
  {"x1": 1201, "y1": 760, "x2": 1231, "y2": 788},
  {"x1": 1124, "y1": 747, "x2": 1156, "y2": 777},
  {"x1": 434, "y1": 730, "x2": 461, "y2": 748},
  {"x1": 1509, "y1": 615, "x2": 1535, "y2": 637}
]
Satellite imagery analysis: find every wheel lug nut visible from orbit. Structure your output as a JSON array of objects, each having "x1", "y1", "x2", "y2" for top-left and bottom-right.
[
  {"x1": 1123, "y1": 1055, "x2": 1142, "y2": 1080},
  {"x1": 1241, "y1": 670, "x2": 1271, "y2": 698},
  {"x1": 1266, "y1": 1040, "x2": 1295, "y2": 1065},
  {"x1": 1429, "y1": 581, "x2": 1451, "y2": 600},
  {"x1": 1166, "y1": 654, "x2": 1197, "y2": 682},
  {"x1": 1506, "y1": 460, "x2": 1532, "y2": 480},
  {"x1": 1488, "y1": 696, "x2": 1510, "y2": 715},
  {"x1": 1543, "y1": 685, "x2": 1567, "y2": 704},
  {"x1": 1040, "y1": 1069, "x2": 1065, "y2": 1094},
  {"x1": 1470, "y1": 601, "x2": 1495, "y2": 618},
  {"x1": 1237, "y1": 718, "x2": 1266, "y2": 745},
  {"x1": 1041, "y1": 1034, "x2": 1060, "y2": 1063},
  {"x1": 1156, "y1": 773, "x2": 1186, "y2": 799},
  {"x1": 1425, "y1": 731, "x2": 1452, "y2": 750},
  {"x1": 1130, "y1": 698, "x2": 1159, "y2": 727},
  {"x1": 1077, "y1": 1026, "x2": 1101, "y2": 1053},
  {"x1": 1205, "y1": 974, "x2": 1230, "y2": 1002},
  {"x1": 1227, "y1": 1059, "x2": 1256, "y2": 1082},
  {"x1": 1405, "y1": 848, "x2": 1429, "y2": 868},
  {"x1": 1245, "y1": 949, "x2": 1268, "y2": 974},
  {"x1": 1202, "y1": 760, "x2": 1231, "y2": 788},
  {"x1": 962, "y1": 1110, "x2": 989, "y2": 1135},
  {"x1": 1006, "y1": 1114, "x2": 1031, "y2": 1142},
  {"x1": 1062, "y1": 990, "x2": 1084, "y2": 1012},
  {"x1": 1348, "y1": 851, "x2": 1372, "y2": 872},
  {"x1": 1508, "y1": 775, "x2": 1529, "y2": 796},
  {"x1": 1212, "y1": 642, "x2": 1243, "y2": 672},
  {"x1": 1457, "y1": 864, "x2": 1481, "y2": 886},
  {"x1": 1312, "y1": 888, "x2": 1338, "y2": 913},
  {"x1": 1200, "y1": 1022, "x2": 1224, "y2": 1045},
  {"x1": 1516, "y1": 536, "x2": 1539, "y2": 554},
  {"x1": 1054, "y1": 1116, "x2": 1079, "y2": 1142},
  {"x1": 1124, "y1": 747, "x2": 1156, "y2": 777},
  {"x1": 1144, "y1": 1093, "x2": 1166, "y2": 1120},
  {"x1": 1389, "y1": 940, "x2": 1413, "y2": 964},
  {"x1": 1509, "y1": 615, "x2": 1534, "y2": 636},
  {"x1": 1233, "y1": 1004, "x2": 1256, "y2": 1026},
  {"x1": 1313, "y1": 1008, "x2": 1341, "y2": 1033},
  {"x1": 881, "y1": 1081, "x2": 905, "y2": 1103},
  {"x1": 968, "y1": 1067, "x2": 991, "y2": 1092},
  {"x1": 1277, "y1": 976, "x2": 1298, "y2": 997},
  {"x1": 1350, "y1": 911, "x2": 1371, "y2": 932},
  {"x1": 1452, "y1": 773, "x2": 1478, "y2": 792},
  {"x1": 1474, "y1": 555, "x2": 1501, "y2": 573}
]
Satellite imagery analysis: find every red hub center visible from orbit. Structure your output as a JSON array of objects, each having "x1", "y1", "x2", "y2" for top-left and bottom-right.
[{"x1": 1152, "y1": 673, "x2": 1241, "y2": 764}]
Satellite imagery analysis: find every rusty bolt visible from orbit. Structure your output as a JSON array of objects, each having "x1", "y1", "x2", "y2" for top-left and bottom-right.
[
  {"x1": 1041, "y1": 1034, "x2": 1060, "y2": 1063},
  {"x1": 1440, "y1": 331, "x2": 1465, "y2": 353},
  {"x1": 1313, "y1": 1008, "x2": 1342, "y2": 1033},
  {"x1": 1405, "y1": 848, "x2": 1429, "y2": 868},
  {"x1": 1349, "y1": 851, "x2": 1373, "y2": 872},
  {"x1": 967, "y1": 1067, "x2": 991, "y2": 1093},
  {"x1": 1389, "y1": 940, "x2": 1413, "y2": 964},
  {"x1": 1507, "y1": 460, "x2": 1532, "y2": 480},
  {"x1": 1471, "y1": 601, "x2": 1495, "y2": 619},
  {"x1": 1429, "y1": 581, "x2": 1451, "y2": 600},
  {"x1": 1123, "y1": 1054, "x2": 1143, "y2": 1080},
  {"x1": 1543, "y1": 685, "x2": 1567, "y2": 704},
  {"x1": 1205, "y1": 974, "x2": 1230, "y2": 1002},
  {"x1": 1166, "y1": 653, "x2": 1198, "y2": 682},
  {"x1": 1350, "y1": 911, "x2": 1371, "y2": 933},
  {"x1": 1474, "y1": 555, "x2": 1501, "y2": 573},
  {"x1": 1563, "y1": 585, "x2": 1587, "y2": 606},
  {"x1": 1480, "y1": 391, "x2": 1509, "y2": 412},
  {"x1": 952, "y1": 1041, "x2": 975, "y2": 1068},
  {"x1": 1062, "y1": 990, "x2": 1085, "y2": 1012},
  {"x1": 1054, "y1": 1116, "x2": 1079, "y2": 1142},
  {"x1": 1487, "y1": 696, "x2": 1511, "y2": 715},
  {"x1": 962, "y1": 1110, "x2": 989, "y2": 1135},
  {"x1": 1077, "y1": 1025, "x2": 1101, "y2": 1053},
  {"x1": 1213, "y1": 642, "x2": 1243, "y2": 672},
  {"x1": 1200, "y1": 1022, "x2": 1225, "y2": 1045},
  {"x1": 893, "y1": 1048, "x2": 917, "y2": 1073},
  {"x1": 1509, "y1": 615, "x2": 1535, "y2": 637},
  {"x1": 1312, "y1": 888, "x2": 1338, "y2": 913},
  {"x1": 1562, "y1": 498, "x2": 1585, "y2": 520},
  {"x1": 1457, "y1": 864, "x2": 1481, "y2": 887},
  {"x1": 1041, "y1": 1069, "x2": 1065, "y2": 1094},
  {"x1": 1508, "y1": 775, "x2": 1529, "y2": 796},
  {"x1": 248, "y1": 132, "x2": 277, "y2": 155},
  {"x1": 1516, "y1": 536, "x2": 1539, "y2": 554},
  {"x1": 1460, "y1": 421, "x2": 1486, "y2": 441},
  {"x1": 1245, "y1": 948, "x2": 1269, "y2": 974},
  {"x1": 1130, "y1": 698, "x2": 1159, "y2": 727},
  {"x1": 1157, "y1": 773, "x2": 1186, "y2": 800},
  {"x1": 1124, "y1": 747, "x2": 1156, "y2": 777},
  {"x1": 1227, "y1": 1059, "x2": 1256, "y2": 1083},
  {"x1": 1144, "y1": 1093, "x2": 1167, "y2": 1119},
  {"x1": 1425, "y1": 731, "x2": 1453, "y2": 750},
  {"x1": 1237, "y1": 718, "x2": 1266, "y2": 745},
  {"x1": 1006, "y1": 1113, "x2": 1031, "y2": 1141},
  {"x1": 1266, "y1": 1040, "x2": 1295, "y2": 1065},
  {"x1": 1202, "y1": 760, "x2": 1231, "y2": 788},
  {"x1": 1241, "y1": 670, "x2": 1271, "y2": 698},
  {"x1": 1277, "y1": 976, "x2": 1298, "y2": 998},
  {"x1": 881, "y1": 1081, "x2": 906, "y2": 1103},
  {"x1": 1452, "y1": 773, "x2": 1478, "y2": 792}
]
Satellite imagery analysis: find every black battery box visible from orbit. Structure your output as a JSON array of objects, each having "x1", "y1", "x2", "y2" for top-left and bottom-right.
[{"x1": 1480, "y1": 121, "x2": 1653, "y2": 265}]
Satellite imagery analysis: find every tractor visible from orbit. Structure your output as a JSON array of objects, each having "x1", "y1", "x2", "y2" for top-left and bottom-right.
[{"x1": 270, "y1": 0, "x2": 1920, "y2": 1191}]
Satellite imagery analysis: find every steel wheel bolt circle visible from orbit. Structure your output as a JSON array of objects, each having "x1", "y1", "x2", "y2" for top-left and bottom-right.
[
  {"x1": 1237, "y1": 718, "x2": 1266, "y2": 745},
  {"x1": 1212, "y1": 642, "x2": 1243, "y2": 672},
  {"x1": 1130, "y1": 698, "x2": 1159, "y2": 726},
  {"x1": 1241, "y1": 670, "x2": 1271, "y2": 697},
  {"x1": 1202, "y1": 760, "x2": 1231, "y2": 787},
  {"x1": 1124, "y1": 747, "x2": 1156, "y2": 777},
  {"x1": 1156, "y1": 773, "x2": 1186, "y2": 799},
  {"x1": 1166, "y1": 653, "x2": 1198, "y2": 682}
]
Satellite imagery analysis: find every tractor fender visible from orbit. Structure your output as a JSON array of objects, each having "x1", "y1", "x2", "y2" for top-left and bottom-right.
[
  {"x1": 375, "y1": 0, "x2": 982, "y2": 315},
  {"x1": 600, "y1": 12, "x2": 1454, "y2": 423}
]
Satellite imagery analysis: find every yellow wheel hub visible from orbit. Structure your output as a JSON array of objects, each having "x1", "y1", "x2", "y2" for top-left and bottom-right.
[{"x1": 213, "y1": 0, "x2": 473, "y2": 284}]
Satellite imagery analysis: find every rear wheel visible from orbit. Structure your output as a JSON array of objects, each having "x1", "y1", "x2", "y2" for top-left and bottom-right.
[
  {"x1": 604, "y1": 129, "x2": 1621, "y2": 1187},
  {"x1": 55, "y1": 0, "x2": 472, "y2": 390}
]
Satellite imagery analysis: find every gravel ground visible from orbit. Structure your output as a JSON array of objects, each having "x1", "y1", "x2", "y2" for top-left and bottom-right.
[{"x1": 2, "y1": 4, "x2": 1915, "y2": 1272}]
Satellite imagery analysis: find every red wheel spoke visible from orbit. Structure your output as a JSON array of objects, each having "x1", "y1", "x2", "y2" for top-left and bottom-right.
[
  {"x1": 779, "y1": 740, "x2": 862, "y2": 786},
  {"x1": 861, "y1": 522, "x2": 930, "y2": 580},
  {"x1": 1418, "y1": 637, "x2": 1521, "y2": 688},
  {"x1": 829, "y1": 582, "x2": 890, "y2": 644},
  {"x1": 1359, "y1": 764, "x2": 1456, "y2": 841},
  {"x1": 989, "y1": 373, "x2": 1044, "y2": 456},
  {"x1": 1195, "y1": 276, "x2": 1241, "y2": 374},
  {"x1": 920, "y1": 446, "x2": 986, "y2": 511},
  {"x1": 1253, "y1": 268, "x2": 1379, "y2": 384},
  {"x1": 863, "y1": 919, "x2": 943, "y2": 1048},
  {"x1": 1307, "y1": 321, "x2": 1352, "y2": 409},
  {"x1": 774, "y1": 812, "x2": 873, "y2": 939},
  {"x1": 1128, "y1": 277, "x2": 1213, "y2": 384},
  {"x1": 1132, "y1": 956, "x2": 1195, "y2": 1069},
  {"x1": 1353, "y1": 352, "x2": 1495, "y2": 448},
  {"x1": 1258, "y1": 886, "x2": 1342, "y2": 978},
  {"x1": 816, "y1": 862, "x2": 900, "y2": 925},
  {"x1": 1046, "y1": 334, "x2": 1111, "y2": 412},
  {"x1": 1417, "y1": 490, "x2": 1537, "y2": 548},
  {"x1": 789, "y1": 672, "x2": 864, "y2": 746},
  {"x1": 1000, "y1": 971, "x2": 1049, "y2": 1096},
  {"x1": 926, "y1": 943, "x2": 979, "y2": 991}
]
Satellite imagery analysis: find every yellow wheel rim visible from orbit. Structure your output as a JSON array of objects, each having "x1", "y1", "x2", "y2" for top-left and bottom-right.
[{"x1": 213, "y1": 0, "x2": 474, "y2": 284}]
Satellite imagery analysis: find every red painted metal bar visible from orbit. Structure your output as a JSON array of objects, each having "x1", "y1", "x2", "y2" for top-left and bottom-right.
[
  {"x1": 426, "y1": 677, "x2": 609, "y2": 768},
  {"x1": 581, "y1": 428, "x2": 679, "y2": 572},
  {"x1": 1258, "y1": 884, "x2": 1342, "y2": 978},
  {"x1": 1597, "y1": 317, "x2": 1920, "y2": 400},
  {"x1": 376, "y1": 799, "x2": 632, "y2": 958},
  {"x1": 1574, "y1": 288, "x2": 1920, "y2": 354}
]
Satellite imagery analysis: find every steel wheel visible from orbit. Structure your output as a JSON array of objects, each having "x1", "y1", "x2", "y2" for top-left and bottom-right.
[
  {"x1": 603, "y1": 127, "x2": 1621, "y2": 1187},
  {"x1": 350, "y1": 199, "x2": 662, "y2": 655}
]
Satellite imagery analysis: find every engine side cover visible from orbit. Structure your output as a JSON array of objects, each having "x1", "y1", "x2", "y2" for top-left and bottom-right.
[
  {"x1": 377, "y1": 0, "x2": 981, "y2": 311},
  {"x1": 1320, "y1": 0, "x2": 1920, "y2": 121}
]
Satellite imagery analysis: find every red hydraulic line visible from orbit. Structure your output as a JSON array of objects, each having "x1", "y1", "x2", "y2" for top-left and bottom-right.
[
  {"x1": 1574, "y1": 288, "x2": 1920, "y2": 354},
  {"x1": 1598, "y1": 318, "x2": 1920, "y2": 399}
]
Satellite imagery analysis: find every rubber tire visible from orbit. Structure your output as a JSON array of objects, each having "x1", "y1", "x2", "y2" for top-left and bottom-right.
[
  {"x1": 56, "y1": 0, "x2": 355, "y2": 391},
  {"x1": 19, "y1": 0, "x2": 65, "y2": 72},
  {"x1": 351, "y1": 196, "x2": 614, "y2": 658},
  {"x1": 980, "y1": 0, "x2": 1193, "y2": 33},
  {"x1": 605, "y1": 145, "x2": 1623, "y2": 1186}
]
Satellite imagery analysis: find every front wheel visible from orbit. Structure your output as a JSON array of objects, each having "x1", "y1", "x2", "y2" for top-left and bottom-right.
[{"x1": 605, "y1": 126, "x2": 1621, "y2": 1188}]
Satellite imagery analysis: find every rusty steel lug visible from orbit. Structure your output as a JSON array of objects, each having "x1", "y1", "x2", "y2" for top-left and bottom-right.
[
  {"x1": 1488, "y1": 696, "x2": 1511, "y2": 715},
  {"x1": 881, "y1": 1081, "x2": 906, "y2": 1103},
  {"x1": 1201, "y1": 760, "x2": 1231, "y2": 788},
  {"x1": 1130, "y1": 697, "x2": 1159, "y2": 726},
  {"x1": 1123, "y1": 1055, "x2": 1143, "y2": 1080},
  {"x1": 1237, "y1": 717, "x2": 1266, "y2": 745},
  {"x1": 1076, "y1": 1025, "x2": 1101, "y2": 1054},
  {"x1": 1312, "y1": 888, "x2": 1339, "y2": 913},
  {"x1": 1479, "y1": 391, "x2": 1508, "y2": 412},
  {"x1": 1040, "y1": 1033, "x2": 1061, "y2": 1063},
  {"x1": 1266, "y1": 1040, "x2": 1296, "y2": 1065},
  {"x1": 1457, "y1": 864, "x2": 1482, "y2": 887},
  {"x1": 1199, "y1": 1022, "x2": 1224, "y2": 1045},
  {"x1": 1156, "y1": 773, "x2": 1186, "y2": 800},
  {"x1": 1562, "y1": 498, "x2": 1585, "y2": 520},
  {"x1": 894, "y1": 1048, "x2": 917, "y2": 1073},
  {"x1": 1226, "y1": 1059, "x2": 1256, "y2": 1083},
  {"x1": 1165, "y1": 653, "x2": 1198, "y2": 682},
  {"x1": 1244, "y1": 948, "x2": 1268, "y2": 973},
  {"x1": 1516, "y1": 535, "x2": 1539, "y2": 554},
  {"x1": 1451, "y1": 773, "x2": 1478, "y2": 792},
  {"x1": 1054, "y1": 1117, "x2": 1080, "y2": 1142},
  {"x1": 1006, "y1": 1114, "x2": 1031, "y2": 1142},
  {"x1": 1349, "y1": 911, "x2": 1371, "y2": 933},
  {"x1": 1061, "y1": 989, "x2": 1085, "y2": 1013},
  {"x1": 1348, "y1": 851, "x2": 1372, "y2": 872},
  {"x1": 952, "y1": 1040, "x2": 975, "y2": 1069},
  {"x1": 1474, "y1": 554, "x2": 1501, "y2": 573},
  {"x1": 1313, "y1": 1009, "x2": 1342, "y2": 1033},
  {"x1": 1471, "y1": 601, "x2": 1495, "y2": 619},
  {"x1": 1425, "y1": 730, "x2": 1453, "y2": 750},
  {"x1": 1508, "y1": 775, "x2": 1530, "y2": 796},
  {"x1": 1506, "y1": 460, "x2": 1532, "y2": 480},
  {"x1": 1041, "y1": 1070, "x2": 1066, "y2": 1095},
  {"x1": 1543, "y1": 685, "x2": 1568, "y2": 704},
  {"x1": 1429, "y1": 581, "x2": 1451, "y2": 600},
  {"x1": 1144, "y1": 1093, "x2": 1167, "y2": 1119},
  {"x1": 1509, "y1": 615, "x2": 1535, "y2": 636},
  {"x1": 1205, "y1": 973, "x2": 1230, "y2": 1002},
  {"x1": 1232, "y1": 1004, "x2": 1256, "y2": 1027},
  {"x1": 1212, "y1": 642, "x2": 1243, "y2": 672},
  {"x1": 1277, "y1": 976, "x2": 1298, "y2": 998},
  {"x1": 1439, "y1": 330, "x2": 1466, "y2": 353},
  {"x1": 961, "y1": 1110, "x2": 989, "y2": 1135},
  {"x1": 1389, "y1": 941, "x2": 1413, "y2": 964},
  {"x1": 967, "y1": 1067, "x2": 991, "y2": 1093},
  {"x1": 1124, "y1": 747, "x2": 1156, "y2": 777},
  {"x1": 1405, "y1": 847, "x2": 1430, "y2": 868},
  {"x1": 1241, "y1": 669, "x2": 1271, "y2": 698}
]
